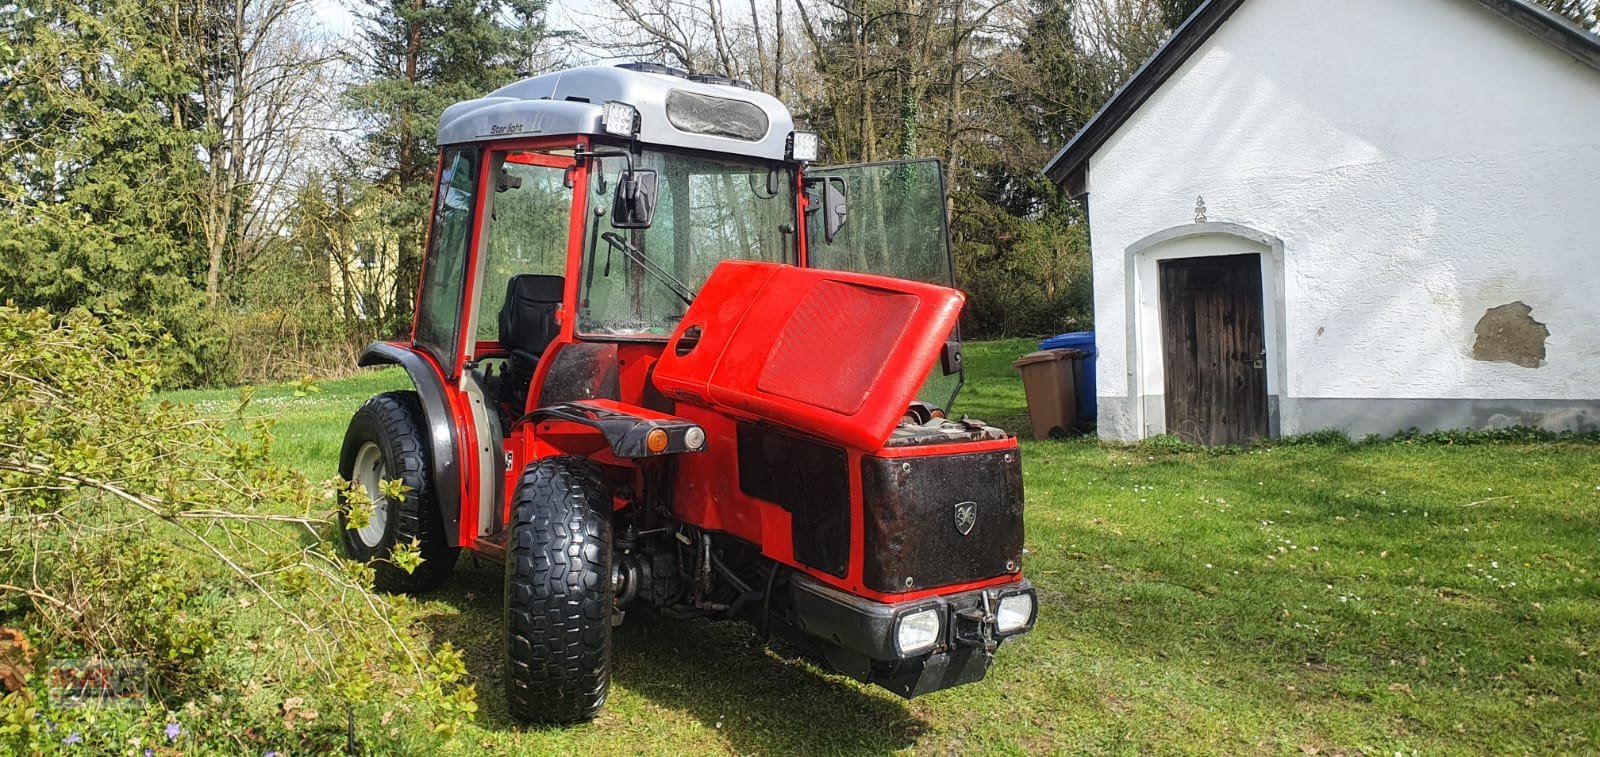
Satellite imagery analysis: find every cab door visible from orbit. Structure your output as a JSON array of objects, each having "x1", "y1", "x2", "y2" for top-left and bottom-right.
[
  {"x1": 803, "y1": 158, "x2": 964, "y2": 411},
  {"x1": 458, "y1": 145, "x2": 583, "y2": 543},
  {"x1": 415, "y1": 144, "x2": 581, "y2": 548}
]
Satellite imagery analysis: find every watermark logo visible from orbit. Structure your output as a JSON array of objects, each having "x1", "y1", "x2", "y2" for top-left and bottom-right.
[{"x1": 48, "y1": 658, "x2": 147, "y2": 708}]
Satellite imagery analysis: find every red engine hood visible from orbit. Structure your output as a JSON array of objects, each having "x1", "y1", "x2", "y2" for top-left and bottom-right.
[{"x1": 652, "y1": 261, "x2": 964, "y2": 451}]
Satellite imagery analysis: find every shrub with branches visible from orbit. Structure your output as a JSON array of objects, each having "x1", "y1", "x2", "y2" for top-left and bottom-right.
[{"x1": 0, "y1": 307, "x2": 473, "y2": 753}]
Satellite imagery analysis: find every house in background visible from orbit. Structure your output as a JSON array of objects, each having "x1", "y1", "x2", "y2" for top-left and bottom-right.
[{"x1": 1045, "y1": 0, "x2": 1600, "y2": 445}]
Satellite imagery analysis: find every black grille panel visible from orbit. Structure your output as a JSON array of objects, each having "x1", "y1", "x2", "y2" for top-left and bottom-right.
[
  {"x1": 860, "y1": 448, "x2": 1023, "y2": 593},
  {"x1": 737, "y1": 424, "x2": 851, "y2": 577}
]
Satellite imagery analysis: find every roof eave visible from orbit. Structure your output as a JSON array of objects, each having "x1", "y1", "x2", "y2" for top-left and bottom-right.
[
  {"x1": 1042, "y1": 0, "x2": 1600, "y2": 190},
  {"x1": 1476, "y1": 0, "x2": 1600, "y2": 71}
]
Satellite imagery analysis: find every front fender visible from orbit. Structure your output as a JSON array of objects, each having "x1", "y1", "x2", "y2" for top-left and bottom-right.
[
  {"x1": 358, "y1": 341, "x2": 462, "y2": 544},
  {"x1": 520, "y1": 400, "x2": 707, "y2": 459}
]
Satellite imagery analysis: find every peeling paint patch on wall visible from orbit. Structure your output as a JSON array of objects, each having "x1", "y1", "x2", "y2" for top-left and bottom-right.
[{"x1": 1472, "y1": 301, "x2": 1548, "y2": 368}]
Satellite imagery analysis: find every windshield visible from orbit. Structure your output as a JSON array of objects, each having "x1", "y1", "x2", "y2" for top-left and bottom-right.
[{"x1": 579, "y1": 149, "x2": 797, "y2": 337}]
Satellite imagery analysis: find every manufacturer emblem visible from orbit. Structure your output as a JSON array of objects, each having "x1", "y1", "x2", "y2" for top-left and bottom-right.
[{"x1": 953, "y1": 501, "x2": 977, "y2": 536}]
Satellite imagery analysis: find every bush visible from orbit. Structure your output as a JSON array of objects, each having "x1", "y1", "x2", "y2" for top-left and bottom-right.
[
  {"x1": 218, "y1": 235, "x2": 392, "y2": 386},
  {"x1": 1115, "y1": 426, "x2": 1600, "y2": 456},
  {"x1": 952, "y1": 192, "x2": 1093, "y2": 340},
  {"x1": 1277, "y1": 428, "x2": 1354, "y2": 448},
  {"x1": 0, "y1": 307, "x2": 473, "y2": 753},
  {"x1": 218, "y1": 306, "x2": 368, "y2": 385}
]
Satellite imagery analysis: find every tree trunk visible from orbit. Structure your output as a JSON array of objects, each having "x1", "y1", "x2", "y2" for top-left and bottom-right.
[
  {"x1": 858, "y1": 0, "x2": 875, "y2": 162},
  {"x1": 748, "y1": 0, "x2": 767, "y2": 90},
  {"x1": 707, "y1": 0, "x2": 738, "y2": 79},
  {"x1": 893, "y1": 0, "x2": 918, "y2": 160},
  {"x1": 943, "y1": 0, "x2": 964, "y2": 221},
  {"x1": 774, "y1": 0, "x2": 784, "y2": 98},
  {"x1": 392, "y1": 0, "x2": 425, "y2": 326}
]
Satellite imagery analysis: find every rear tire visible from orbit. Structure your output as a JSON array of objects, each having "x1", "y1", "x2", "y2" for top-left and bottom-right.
[
  {"x1": 337, "y1": 391, "x2": 459, "y2": 593},
  {"x1": 504, "y1": 456, "x2": 612, "y2": 725}
]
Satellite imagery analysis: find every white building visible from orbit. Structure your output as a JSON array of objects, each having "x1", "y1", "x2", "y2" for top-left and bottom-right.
[{"x1": 1044, "y1": 0, "x2": 1600, "y2": 445}]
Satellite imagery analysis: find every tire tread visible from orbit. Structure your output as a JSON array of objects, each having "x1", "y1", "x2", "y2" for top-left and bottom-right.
[{"x1": 504, "y1": 456, "x2": 611, "y2": 724}]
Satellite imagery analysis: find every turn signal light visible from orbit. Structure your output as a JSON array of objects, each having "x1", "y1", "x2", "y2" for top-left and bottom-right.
[{"x1": 645, "y1": 428, "x2": 669, "y2": 454}]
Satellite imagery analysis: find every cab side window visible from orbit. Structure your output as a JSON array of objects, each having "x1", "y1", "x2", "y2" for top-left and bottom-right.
[
  {"x1": 476, "y1": 153, "x2": 573, "y2": 342},
  {"x1": 415, "y1": 148, "x2": 481, "y2": 374}
]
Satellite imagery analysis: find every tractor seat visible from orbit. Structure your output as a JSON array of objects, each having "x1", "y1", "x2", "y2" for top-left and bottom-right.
[
  {"x1": 497, "y1": 274, "x2": 564, "y2": 415},
  {"x1": 500, "y1": 273, "x2": 564, "y2": 367}
]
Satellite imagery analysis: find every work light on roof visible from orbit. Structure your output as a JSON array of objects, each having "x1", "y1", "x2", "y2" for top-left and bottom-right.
[
  {"x1": 788, "y1": 131, "x2": 819, "y2": 162},
  {"x1": 603, "y1": 100, "x2": 640, "y2": 137}
]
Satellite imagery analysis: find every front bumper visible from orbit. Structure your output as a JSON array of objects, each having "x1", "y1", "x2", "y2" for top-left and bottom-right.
[{"x1": 788, "y1": 573, "x2": 1037, "y2": 698}]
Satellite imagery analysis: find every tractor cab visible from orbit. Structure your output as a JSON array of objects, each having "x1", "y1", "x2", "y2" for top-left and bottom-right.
[{"x1": 339, "y1": 64, "x2": 1035, "y2": 724}]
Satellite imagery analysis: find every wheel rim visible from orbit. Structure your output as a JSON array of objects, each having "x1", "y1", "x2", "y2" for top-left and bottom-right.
[{"x1": 352, "y1": 441, "x2": 390, "y2": 548}]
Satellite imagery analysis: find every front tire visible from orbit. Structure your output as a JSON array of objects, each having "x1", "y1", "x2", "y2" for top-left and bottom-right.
[
  {"x1": 504, "y1": 456, "x2": 612, "y2": 725},
  {"x1": 337, "y1": 391, "x2": 458, "y2": 593}
]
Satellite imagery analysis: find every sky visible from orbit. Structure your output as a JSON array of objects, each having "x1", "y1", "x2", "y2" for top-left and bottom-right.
[
  {"x1": 309, "y1": 0, "x2": 606, "y2": 40},
  {"x1": 309, "y1": 0, "x2": 356, "y2": 36}
]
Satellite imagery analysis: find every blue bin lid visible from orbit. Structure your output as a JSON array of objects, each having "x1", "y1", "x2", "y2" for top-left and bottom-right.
[{"x1": 1040, "y1": 331, "x2": 1095, "y2": 353}]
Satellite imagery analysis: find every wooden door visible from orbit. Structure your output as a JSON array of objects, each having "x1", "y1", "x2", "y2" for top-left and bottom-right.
[{"x1": 1158, "y1": 254, "x2": 1268, "y2": 445}]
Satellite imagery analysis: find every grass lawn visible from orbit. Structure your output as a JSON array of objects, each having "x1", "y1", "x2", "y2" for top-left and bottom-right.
[{"x1": 164, "y1": 339, "x2": 1600, "y2": 755}]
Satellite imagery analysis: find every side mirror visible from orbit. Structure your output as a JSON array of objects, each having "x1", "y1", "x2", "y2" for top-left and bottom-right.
[
  {"x1": 821, "y1": 176, "x2": 847, "y2": 243},
  {"x1": 804, "y1": 176, "x2": 849, "y2": 243},
  {"x1": 495, "y1": 166, "x2": 523, "y2": 193},
  {"x1": 612, "y1": 168, "x2": 658, "y2": 228}
]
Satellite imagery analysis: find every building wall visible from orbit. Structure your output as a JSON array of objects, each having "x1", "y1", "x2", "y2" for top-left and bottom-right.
[{"x1": 1084, "y1": 0, "x2": 1600, "y2": 440}]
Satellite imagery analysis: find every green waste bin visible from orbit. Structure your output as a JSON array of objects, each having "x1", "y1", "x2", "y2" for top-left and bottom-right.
[{"x1": 1012, "y1": 349, "x2": 1084, "y2": 439}]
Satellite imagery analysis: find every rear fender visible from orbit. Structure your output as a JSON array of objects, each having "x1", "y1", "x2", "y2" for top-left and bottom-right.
[{"x1": 358, "y1": 341, "x2": 462, "y2": 544}]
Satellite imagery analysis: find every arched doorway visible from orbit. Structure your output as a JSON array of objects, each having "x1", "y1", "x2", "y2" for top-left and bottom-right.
[{"x1": 1124, "y1": 223, "x2": 1286, "y2": 444}]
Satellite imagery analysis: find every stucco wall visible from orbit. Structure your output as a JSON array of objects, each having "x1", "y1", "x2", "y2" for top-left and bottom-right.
[{"x1": 1084, "y1": 0, "x2": 1600, "y2": 440}]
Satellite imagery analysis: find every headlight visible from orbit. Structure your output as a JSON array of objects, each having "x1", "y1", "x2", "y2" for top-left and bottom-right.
[
  {"x1": 683, "y1": 426, "x2": 706, "y2": 450},
  {"x1": 996, "y1": 593, "x2": 1034, "y2": 633},
  {"x1": 895, "y1": 607, "x2": 941, "y2": 655},
  {"x1": 603, "y1": 100, "x2": 639, "y2": 137},
  {"x1": 788, "y1": 131, "x2": 819, "y2": 161}
]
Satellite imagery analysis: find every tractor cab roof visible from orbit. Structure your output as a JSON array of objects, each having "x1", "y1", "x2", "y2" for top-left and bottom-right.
[{"x1": 437, "y1": 64, "x2": 798, "y2": 161}]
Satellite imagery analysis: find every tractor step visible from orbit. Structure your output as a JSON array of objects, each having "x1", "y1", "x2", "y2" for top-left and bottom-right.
[{"x1": 473, "y1": 531, "x2": 510, "y2": 562}]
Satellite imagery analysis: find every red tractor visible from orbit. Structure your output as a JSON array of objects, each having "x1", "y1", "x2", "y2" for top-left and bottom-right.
[{"x1": 338, "y1": 63, "x2": 1036, "y2": 724}]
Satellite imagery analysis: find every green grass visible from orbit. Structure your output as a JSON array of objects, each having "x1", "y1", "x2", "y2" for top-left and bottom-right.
[
  {"x1": 163, "y1": 341, "x2": 1600, "y2": 754},
  {"x1": 160, "y1": 370, "x2": 413, "y2": 475}
]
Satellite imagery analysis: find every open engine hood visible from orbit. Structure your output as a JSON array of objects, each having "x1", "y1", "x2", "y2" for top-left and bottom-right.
[{"x1": 652, "y1": 261, "x2": 964, "y2": 451}]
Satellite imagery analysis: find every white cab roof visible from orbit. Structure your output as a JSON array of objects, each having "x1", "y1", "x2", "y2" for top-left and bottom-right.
[{"x1": 436, "y1": 65, "x2": 798, "y2": 161}]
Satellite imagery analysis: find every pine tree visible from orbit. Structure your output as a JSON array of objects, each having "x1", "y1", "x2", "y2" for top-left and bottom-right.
[
  {"x1": 0, "y1": 0, "x2": 218, "y2": 384},
  {"x1": 345, "y1": 0, "x2": 548, "y2": 328}
]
